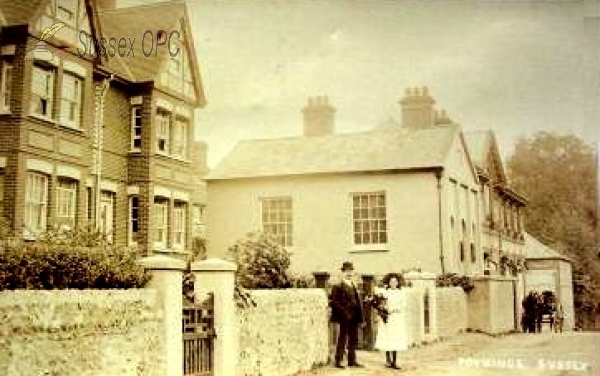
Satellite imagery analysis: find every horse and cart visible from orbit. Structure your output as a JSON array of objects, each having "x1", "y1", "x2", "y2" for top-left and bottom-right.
[{"x1": 521, "y1": 290, "x2": 564, "y2": 333}]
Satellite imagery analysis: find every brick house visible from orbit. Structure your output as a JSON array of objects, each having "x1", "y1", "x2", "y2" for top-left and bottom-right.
[
  {"x1": 0, "y1": 0, "x2": 208, "y2": 255},
  {"x1": 463, "y1": 130, "x2": 528, "y2": 276},
  {"x1": 206, "y1": 87, "x2": 528, "y2": 278}
]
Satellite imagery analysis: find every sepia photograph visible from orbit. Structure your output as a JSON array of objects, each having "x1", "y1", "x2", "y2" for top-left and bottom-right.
[{"x1": 0, "y1": 0, "x2": 598, "y2": 375}]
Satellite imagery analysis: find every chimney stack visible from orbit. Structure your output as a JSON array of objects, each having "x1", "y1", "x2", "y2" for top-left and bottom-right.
[
  {"x1": 302, "y1": 96, "x2": 335, "y2": 137},
  {"x1": 399, "y1": 86, "x2": 436, "y2": 128},
  {"x1": 434, "y1": 109, "x2": 453, "y2": 126}
]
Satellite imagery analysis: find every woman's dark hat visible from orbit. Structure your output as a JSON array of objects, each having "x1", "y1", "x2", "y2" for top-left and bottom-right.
[{"x1": 341, "y1": 261, "x2": 354, "y2": 271}]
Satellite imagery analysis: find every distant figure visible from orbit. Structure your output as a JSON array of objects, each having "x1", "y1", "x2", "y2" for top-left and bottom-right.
[
  {"x1": 329, "y1": 261, "x2": 365, "y2": 369},
  {"x1": 374, "y1": 273, "x2": 407, "y2": 370},
  {"x1": 522, "y1": 291, "x2": 538, "y2": 333},
  {"x1": 535, "y1": 293, "x2": 544, "y2": 333},
  {"x1": 554, "y1": 301, "x2": 565, "y2": 333},
  {"x1": 548, "y1": 301, "x2": 556, "y2": 331}
]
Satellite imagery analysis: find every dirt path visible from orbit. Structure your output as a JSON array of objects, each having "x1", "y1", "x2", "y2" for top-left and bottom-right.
[{"x1": 298, "y1": 331, "x2": 599, "y2": 376}]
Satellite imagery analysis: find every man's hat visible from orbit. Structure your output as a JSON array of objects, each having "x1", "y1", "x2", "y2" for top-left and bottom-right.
[{"x1": 341, "y1": 261, "x2": 354, "y2": 271}]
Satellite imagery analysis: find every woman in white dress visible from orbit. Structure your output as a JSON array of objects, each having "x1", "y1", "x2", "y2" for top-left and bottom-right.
[{"x1": 374, "y1": 273, "x2": 407, "y2": 369}]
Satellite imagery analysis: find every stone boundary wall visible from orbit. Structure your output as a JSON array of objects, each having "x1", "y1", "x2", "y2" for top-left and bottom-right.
[
  {"x1": 467, "y1": 276, "x2": 516, "y2": 334},
  {"x1": 237, "y1": 289, "x2": 329, "y2": 376},
  {"x1": 0, "y1": 289, "x2": 165, "y2": 376},
  {"x1": 436, "y1": 287, "x2": 468, "y2": 338}
]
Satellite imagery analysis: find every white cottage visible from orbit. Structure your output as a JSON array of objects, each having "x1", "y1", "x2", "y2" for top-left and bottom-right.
[{"x1": 206, "y1": 88, "x2": 501, "y2": 277}]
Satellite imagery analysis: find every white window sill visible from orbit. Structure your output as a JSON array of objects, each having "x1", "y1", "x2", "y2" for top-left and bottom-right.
[
  {"x1": 349, "y1": 244, "x2": 390, "y2": 253},
  {"x1": 0, "y1": 107, "x2": 11, "y2": 115},
  {"x1": 153, "y1": 242, "x2": 167, "y2": 251},
  {"x1": 129, "y1": 149, "x2": 142, "y2": 154},
  {"x1": 22, "y1": 229, "x2": 42, "y2": 241},
  {"x1": 29, "y1": 113, "x2": 55, "y2": 124},
  {"x1": 59, "y1": 122, "x2": 82, "y2": 132},
  {"x1": 154, "y1": 152, "x2": 190, "y2": 163},
  {"x1": 153, "y1": 247, "x2": 191, "y2": 255}
]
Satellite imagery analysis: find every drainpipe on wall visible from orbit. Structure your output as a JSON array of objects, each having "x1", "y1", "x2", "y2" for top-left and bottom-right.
[
  {"x1": 93, "y1": 74, "x2": 114, "y2": 232},
  {"x1": 436, "y1": 169, "x2": 446, "y2": 274}
]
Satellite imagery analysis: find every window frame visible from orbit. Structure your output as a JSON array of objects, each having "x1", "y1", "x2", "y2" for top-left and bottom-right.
[
  {"x1": 0, "y1": 60, "x2": 13, "y2": 112},
  {"x1": 351, "y1": 191, "x2": 387, "y2": 247},
  {"x1": 160, "y1": 36, "x2": 194, "y2": 99},
  {"x1": 156, "y1": 109, "x2": 170, "y2": 154},
  {"x1": 0, "y1": 169, "x2": 5, "y2": 217},
  {"x1": 60, "y1": 71, "x2": 82, "y2": 129},
  {"x1": 31, "y1": 64, "x2": 55, "y2": 119},
  {"x1": 56, "y1": 0, "x2": 77, "y2": 27},
  {"x1": 99, "y1": 191, "x2": 115, "y2": 244},
  {"x1": 192, "y1": 204, "x2": 205, "y2": 238},
  {"x1": 171, "y1": 116, "x2": 188, "y2": 159},
  {"x1": 260, "y1": 196, "x2": 293, "y2": 247},
  {"x1": 55, "y1": 178, "x2": 77, "y2": 229},
  {"x1": 153, "y1": 197, "x2": 168, "y2": 249},
  {"x1": 172, "y1": 201, "x2": 186, "y2": 250},
  {"x1": 128, "y1": 195, "x2": 139, "y2": 247},
  {"x1": 131, "y1": 105, "x2": 142, "y2": 152},
  {"x1": 25, "y1": 172, "x2": 49, "y2": 236}
]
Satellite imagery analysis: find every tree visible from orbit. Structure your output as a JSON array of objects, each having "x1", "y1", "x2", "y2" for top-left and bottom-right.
[{"x1": 507, "y1": 132, "x2": 598, "y2": 328}]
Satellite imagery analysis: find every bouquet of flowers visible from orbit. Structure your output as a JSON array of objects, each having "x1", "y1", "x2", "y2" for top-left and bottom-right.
[{"x1": 364, "y1": 293, "x2": 389, "y2": 323}]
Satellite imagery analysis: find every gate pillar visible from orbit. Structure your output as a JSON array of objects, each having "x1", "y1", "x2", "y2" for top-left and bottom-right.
[
  {"x1": 405, "y1": 271, "x2": 438, "y2": 342},
  {"x1": 139, "y1": 255, "x2": 186, "y2": 376},
  {"x1": 191, "y1": 258, "x2": 237, "y2": 376}
]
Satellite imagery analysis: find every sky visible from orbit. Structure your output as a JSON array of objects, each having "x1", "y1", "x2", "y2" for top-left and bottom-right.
[{"x1": 121, "y1": 0, "x2": 600, "y2": 168}]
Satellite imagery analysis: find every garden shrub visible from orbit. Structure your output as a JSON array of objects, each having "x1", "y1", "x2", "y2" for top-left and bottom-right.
[
  {"x1": 0, "y1": 228, "x2": 150, "y2": 290},
  {"x1": 435, "y1": 272, "x2": 475, "y2": 293},
  {"x1": 229, "y1": 231, "x2": 291, "y2": 289},
  {"x1": 287, "y1": 273, "x2": 316, "y2": 288}
]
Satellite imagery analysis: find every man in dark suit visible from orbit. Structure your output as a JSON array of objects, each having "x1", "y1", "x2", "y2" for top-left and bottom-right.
[{"x1": 329, "y1": 261, "x2": 365, "y2": 369}]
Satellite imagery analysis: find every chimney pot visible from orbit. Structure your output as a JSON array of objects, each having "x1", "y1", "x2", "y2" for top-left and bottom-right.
[{"x1": 434, "y1": 108, "x2": 452, "y2": 125}]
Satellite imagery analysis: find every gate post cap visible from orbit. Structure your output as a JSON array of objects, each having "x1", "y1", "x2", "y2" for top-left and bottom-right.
[
  {"x1": 138, "y1": 254, "x2": 186, "y2": 270},
  {"x1": 191, "y1": 257, "x2": 237, "y2": 272}
]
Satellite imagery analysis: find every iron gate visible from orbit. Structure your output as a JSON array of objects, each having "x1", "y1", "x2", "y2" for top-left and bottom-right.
[{"x1": 183, "y1": 293, "x2": 215, "y2": 376}]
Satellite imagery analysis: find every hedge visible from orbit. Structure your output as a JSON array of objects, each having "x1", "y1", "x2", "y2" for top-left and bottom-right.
[{"x1": 0, "y1": 242, "x2": 151, "y2": 290}]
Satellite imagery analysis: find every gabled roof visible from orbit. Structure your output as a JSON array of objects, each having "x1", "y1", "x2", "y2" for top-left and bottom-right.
[
  {"x1": 98, "y1": 2, "x2": 184, "y2": 82},
  {"x1": 207, "y1": 124, "x2": 459, "y2": 180},
  {"x1": 463, "y1": 130, "x2": 491, "y2": 170},
  {"x1": 525, "y1": 233, "x2": 572, "y2": 262},
  {"x1": 0, "y1": 0, "x2": 44, "y2": 27},
  {"x1": 464, "y1": 130, "x2": 507, "y2": 183},
  {"x1": 97, "y1": 1, "x2": 205, "y2": 105}
]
